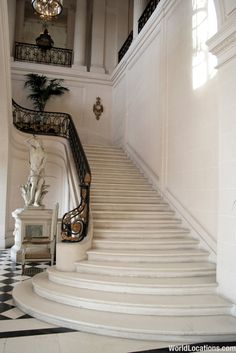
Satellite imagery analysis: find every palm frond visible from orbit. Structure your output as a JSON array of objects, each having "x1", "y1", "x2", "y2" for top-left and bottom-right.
[{"x1": 24, "y1": 74, "x2": 69, "y2": 111}]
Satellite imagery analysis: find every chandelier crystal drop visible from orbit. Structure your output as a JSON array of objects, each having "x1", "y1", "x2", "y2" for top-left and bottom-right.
[{"x1": 31, "y1": 0, "x2": 63, "y2": 19}]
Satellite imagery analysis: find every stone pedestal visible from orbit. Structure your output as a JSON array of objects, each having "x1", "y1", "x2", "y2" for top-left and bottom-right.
[
  {"x1": 11, "y1": 207, "x2": 53, "y2": 262},
  {"x1": 56, "y1": 242, "x2": 87, "y2": 271}
]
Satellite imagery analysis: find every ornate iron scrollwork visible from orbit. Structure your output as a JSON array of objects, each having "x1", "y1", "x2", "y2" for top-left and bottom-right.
[
  {"x1": 14, "y1": 42, "x2": 73, "y2": 67},
  {"x1": 12, "y1": 99, "x2": 91, "y2": 242}
]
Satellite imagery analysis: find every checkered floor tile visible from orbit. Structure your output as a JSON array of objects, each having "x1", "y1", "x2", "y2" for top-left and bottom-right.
[{"x1": 0, "y1": 249, "x2": 75, "y2": 338}]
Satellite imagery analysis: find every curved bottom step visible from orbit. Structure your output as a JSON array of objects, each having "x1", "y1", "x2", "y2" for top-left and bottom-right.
[{"x1": 13, "y1": 279, "x2": 236, "y2": 343}]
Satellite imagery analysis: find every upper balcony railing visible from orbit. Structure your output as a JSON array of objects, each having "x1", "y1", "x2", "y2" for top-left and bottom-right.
[
  {"x1": 118, "y1": 0, "x2": 161, "y2": 63},
  {"x1": 12, "y1": 99, "x2": 91, "y2": 242},
  {"x1": 118, "y1": 31, "x2": 133, "y2": 63},
  {"x1": 138, "y1": 0, "x2": 161, "y2": 33},
  {"x1": 14, "y1": 42, "x2": 73, "y2": 68}
]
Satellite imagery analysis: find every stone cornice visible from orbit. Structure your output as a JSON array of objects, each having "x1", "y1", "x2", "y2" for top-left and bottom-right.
[{"x1": 207, "y1": 12, "x2": 236, "y2": 68}]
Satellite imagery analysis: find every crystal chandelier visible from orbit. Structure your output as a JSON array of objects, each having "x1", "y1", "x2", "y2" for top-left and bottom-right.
[{"x1": 31, "y1": 0, "x2": 63, "y2": 20}]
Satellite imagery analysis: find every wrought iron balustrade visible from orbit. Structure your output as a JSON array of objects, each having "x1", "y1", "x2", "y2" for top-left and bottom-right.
[
  {"x1": 14, "y1": 42, "x2": 73, "y2": 67},
  {"x1": 12, "y1": 99, "x2": 91, "y2": 242},
  {"x1": 138, "y1": 0, "x2": 161, "y2": 33},
  {"x1": 118, "y1": 31, "x2": 133, "y2": 63}
]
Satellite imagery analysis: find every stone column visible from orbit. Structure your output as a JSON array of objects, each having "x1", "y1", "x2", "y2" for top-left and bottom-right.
[
  {"x1": 66, "y1": 4, "x2": 75, "y2": 49},
  {"x1": 133, "y1": 0, "x2": 147, "y2": 39},
  {"x1": 14, "y1": 0, "x2": 25, "y2": 42},
  {"x1": 72, "y1": 0, "x2": 87, "y2": 71},
  {"x1": 90, "y1": 0, "x2": 106, "y2": 73},
  {"x1": 0, "y1": 0, "x2": 11, "y2": 247},
  {"x1": 7, "y1": 0, "x2": 16, "y2": 57}
]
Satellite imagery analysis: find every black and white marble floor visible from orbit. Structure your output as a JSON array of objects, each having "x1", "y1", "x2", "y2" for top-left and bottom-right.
[
  {"x1": 1, "y1": 249, "x2": 235, "y2": 353},
  {"x1": 0, "y1": 249, "x2": 75, "y2": 338},
  {"x1": 0, "y1": 249, "x2": 171, "y2": 352}
]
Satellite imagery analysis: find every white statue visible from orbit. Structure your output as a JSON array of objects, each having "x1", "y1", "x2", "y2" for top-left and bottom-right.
[{"x1": 20, "y1": 136, "x2": 49, "y2": 207}]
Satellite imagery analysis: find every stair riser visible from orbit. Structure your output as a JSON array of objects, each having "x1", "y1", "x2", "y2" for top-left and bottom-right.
[
  {"x1": 92, "y1": 182, "x2": 151, "y2": 189},
  {"x1": 76, "y1": 265, "x2": 215, "y2": 278},
  {"x1": 91, "y1": 171, "x2": 143, "y2": 177},
  {"x1": 33, "y1": 285, "x2": 230, "y2": 317},
  {"x1": 85, "y1": 151, "x2": 125, "y2": 157},
  {"x1": 48, "y1": 273, "x2": 217, "y2": 295},
  {"x1": 93, "y1": 231, "x2": 190, "y2": 238},
  {"x1": 92, "y1": 242, "x2": 199, "y2": 250},
  {"x1": 93, "y1": 214, "x2": 175, "y2": 221},
  {"x1": 92, "y1": 173, "x2": 147, "y2": 182},
  {"x1": 94, "y1": 222, "x2": 182, "y2": 229},
  {"x1": 91, "y1": 167, "x2": 140, "y2": 174},
  {"x1": 91, "y1": 190, "x2": 157, "y2": 197},
  {"x1": 91, "y1": 184, "x2": 152, "y2": 191},
  {"x1": 87, "y1": 253, "x2": 209, "y2": 263},
  {"x1": 92, "y1": 199, "x2": 167, "y2": 206},
  {"x1": 87, "y1": 156, "x2": 129, "y2": 162},
  {"x1": 92, "y1": 204, "x2": 170, "y2": 211}
]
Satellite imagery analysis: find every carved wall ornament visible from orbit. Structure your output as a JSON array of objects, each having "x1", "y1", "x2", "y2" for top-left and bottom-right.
[{"x1": 93, "y1": 97, "x2": 104, "y2": 120}]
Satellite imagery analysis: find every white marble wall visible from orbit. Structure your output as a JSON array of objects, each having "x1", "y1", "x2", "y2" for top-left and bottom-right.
[
  {"x1": 112, "y1": 0, "x2": 220, "y2": 256},
  {"x1": 208, "y1": 4, "x2": 236, "y2": 302},
  {"x1": 112, "y1": 0, "x2": 236, "y2": 301}
]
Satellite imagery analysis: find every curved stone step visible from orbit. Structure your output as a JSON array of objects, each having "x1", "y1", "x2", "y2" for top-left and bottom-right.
[
  {"x1": 76, "y1": 260, "x2": 216, "y2": 277},
  {"x1": 87, "y1": 248, "x2": 209, "y2": 263},
  {"x1": 32, "y1": 272, "x2": 231, "y2": 316},
  {"x1": 13, "y1": 280, "x2": 236, "y2": 342},
  {"x1": 47, "y1": 267, "x2": 217, "y2": 295}
]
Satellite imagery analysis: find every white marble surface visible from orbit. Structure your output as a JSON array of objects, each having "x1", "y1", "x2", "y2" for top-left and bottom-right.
[{"x1": 1, "y1": 331, "x2": 172, "y2": 353}]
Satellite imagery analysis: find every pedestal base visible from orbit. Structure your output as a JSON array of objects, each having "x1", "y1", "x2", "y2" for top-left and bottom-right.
[
  {"x1": 11, "y1": 207, "x2": 53, "y2": 262},
  {"x1": 56, "y1": 242, "x2": 87, "y2": 271}
]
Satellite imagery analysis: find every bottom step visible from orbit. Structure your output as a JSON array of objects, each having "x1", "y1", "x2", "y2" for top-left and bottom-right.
[{"x1": 13, "y1": 279, "x2": 236, "y2": 342}]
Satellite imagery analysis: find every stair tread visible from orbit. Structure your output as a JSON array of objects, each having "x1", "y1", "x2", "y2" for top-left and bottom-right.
[
  {"x1": 77, "y1": 260, "x2": 215, "y2": 270},
  {"x1": 48, "y1": 267, "x2": 217, "y2": 287},
  {"x1": 87, "y1": 249, "x2": 208, "y2": 256},
  {"x1": 94, "y1": 219, "x2": 181, "y2": 223},
  {"x1": 94, "y1": 228, "x2": 190, "y2": 235},
  {"x1": 93, "y1": 210, "x2": 173, "y2": 215},
  {"x1": 13, "y1": 281, "x2": 236, "y2": 340},
  {"x1": 33, "y1": 272, "x2": 229, "y2": 308},
  {"x1": 93, "y1": 237, "x2": 198, "y2": 244}
]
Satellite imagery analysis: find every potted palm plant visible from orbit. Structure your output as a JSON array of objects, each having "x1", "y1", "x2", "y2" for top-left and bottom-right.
[{"x1": 24, "y1": 73, "x2": 69, "y2": 112}]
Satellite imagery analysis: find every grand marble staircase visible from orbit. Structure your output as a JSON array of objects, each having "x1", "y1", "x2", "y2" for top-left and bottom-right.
[{"x1": 13, "y1": 145, "x2": 236, "y2": 342}]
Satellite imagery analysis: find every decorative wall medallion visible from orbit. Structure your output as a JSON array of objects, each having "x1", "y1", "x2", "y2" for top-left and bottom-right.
[{"x1": 93, "y1": 97, "x2": 104, "y2": 120}]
